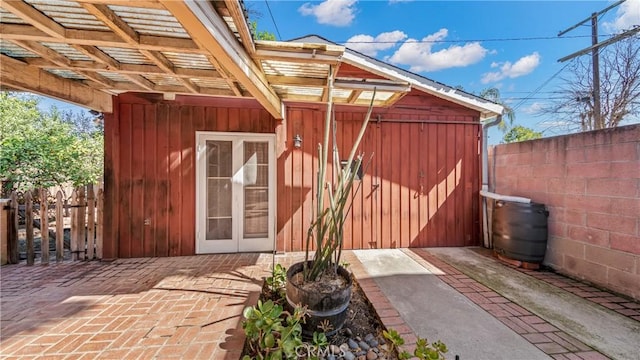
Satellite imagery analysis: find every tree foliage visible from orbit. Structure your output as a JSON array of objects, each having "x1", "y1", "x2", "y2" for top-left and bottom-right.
[
  {"x1": 250, "y1": 20, "x2": 276, "y2": 41},
  {"x1": 0, "y1": 92, "x2": 103, "y2": 196},
  {"x1": 544, "y1": 36, "x2": 640, "y2": 132},
  {"x1": 502, "y1": 125, "x2": 543, "y2": 143},
  {"x1": 479, "y1": 87, "x2": 515, "y2": 131}
]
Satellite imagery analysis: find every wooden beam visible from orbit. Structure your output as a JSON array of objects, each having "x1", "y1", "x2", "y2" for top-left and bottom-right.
[
  {"x1": 80, "y1": 3, "x2": 139, "y2": 45},
  {"x1": 72, "y1": 45, "x2": 120, "y2": 69},
  {"x1": 74, "y1": 0, "x2": 165, "y2": 10},
  {"x1": 256, "y1": 40, "x2": 345, "y2": 54},
  {"x1": 382, "y1": 91, "x2": 408, "y2": 107},
  {"x1": 11, "y1": 40, "x2": 71, "y2": 67},
  {"x1": 122, "y1": 74, "x2": 154, "y2": 91},
  {"x1": 0, "y1": 54, "x2": 112, "y2": 113},
  {"x1": 12, "y1": 40, "x2": 115, "y2": 87},
  {"x1": 334, "y1": 78, "x2": 412, "y2": 93},
  {"x1": 223, "y1": 0, "x2": 255, "y2": 55},
  {"x1": 24, "y1": 57, "x2": 223, "y2": 79},
  {"x1": 347, "y1": 90, "x2": 362, "y2": 104},
  {"x1": 266, "y1": 75, "x2": 327, "y2": 87},
  {"x1": 0, "y1": 24, "x2": 204, "y2": 53},
  {"x1": 255, "y1": 49, "x2": 340, "y2": 64},
  {"x1": 139, "y1": 49, "x2": 200, "y2": 93},
  {"x1": 78, "y1": 3, "x2": 200, "y2": 94},
  {"x1": 160, "y1": 0, "x2": 282, "y2": 119},
  {"x1": 204, "y1": 54, "x2": 242, "y2": 96},
  {"x1": 0, "y1": 0, "x2": 65, "y2": 39},
  {"x1": 321, "y1": 63, "x2": 342, "y2": 102}
]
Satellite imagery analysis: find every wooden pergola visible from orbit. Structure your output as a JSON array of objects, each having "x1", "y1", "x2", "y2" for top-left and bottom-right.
[{"x1": 0, "y1": 0, "x2": 411, "y2": 118}]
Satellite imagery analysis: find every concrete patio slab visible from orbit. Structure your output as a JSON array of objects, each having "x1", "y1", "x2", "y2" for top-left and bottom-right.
[
  {"x1": 427, "y1": 247, "x2": 640, "y2": 360},
  {"x1": 353, "y1": 249, "x2": 551, "y2": 360}
]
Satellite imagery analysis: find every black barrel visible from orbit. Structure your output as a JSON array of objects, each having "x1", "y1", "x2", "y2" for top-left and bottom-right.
[
  {"x1": 285, "y1": 261, "x2": 352, "y2": 338},
  {"x1": 492, "y1": 200, "x2": 549, "y2": 263}
]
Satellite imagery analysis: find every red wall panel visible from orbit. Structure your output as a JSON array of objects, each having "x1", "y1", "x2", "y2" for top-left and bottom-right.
[{"x1": 103, "y1": 91, "x2": 482, "y2": 258}]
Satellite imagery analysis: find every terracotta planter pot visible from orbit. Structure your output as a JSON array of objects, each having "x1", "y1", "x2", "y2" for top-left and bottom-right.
[{"x1": 285, "y1": 261, "x2": 352, "y2": 337}]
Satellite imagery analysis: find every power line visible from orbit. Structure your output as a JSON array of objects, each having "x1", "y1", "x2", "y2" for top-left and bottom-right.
[
  {"x1": 264, "y1": 0, "x2": 282, "y2": 40},
  {"x1": 512, "y1": 60, "x2": 575, "y2": 111},
  {"x1": 342, "y1": 34, "x2": 618, "y2": 44}
]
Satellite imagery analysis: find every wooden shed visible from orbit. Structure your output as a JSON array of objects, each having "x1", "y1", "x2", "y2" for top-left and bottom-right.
[{"x1": 0, "y1": 0, "x2": 503, "y2": 258}]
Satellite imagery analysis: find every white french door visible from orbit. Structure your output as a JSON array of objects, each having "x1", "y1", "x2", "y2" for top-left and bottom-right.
[{"x1": 195, "y1": 132, "x2": 275, "y2": 253}]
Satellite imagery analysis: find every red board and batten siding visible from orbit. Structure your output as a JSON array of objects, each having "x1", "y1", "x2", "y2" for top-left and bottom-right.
[
  {"x1": 278, "y1": 96, "x2": 482, "y2": 253},
  {"x1": 103, "y1": 94, "x2": 277, "y2": 258},
  {"x1": 103, "y1": 92, "x2": 482, "y2": 258}
]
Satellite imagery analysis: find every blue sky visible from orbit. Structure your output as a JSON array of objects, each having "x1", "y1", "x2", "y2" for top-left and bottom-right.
[
  {"x1": 39, "y1": 0, "x2": 640, "y2": 144},
  {"x1": 246, "y1": 0, "x2": 640, "y2": 143}
]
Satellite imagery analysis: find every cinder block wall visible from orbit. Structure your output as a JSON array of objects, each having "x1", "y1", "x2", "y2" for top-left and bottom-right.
[{"x1": 489, "y1": 124, "x2": 639, "y2": 300}]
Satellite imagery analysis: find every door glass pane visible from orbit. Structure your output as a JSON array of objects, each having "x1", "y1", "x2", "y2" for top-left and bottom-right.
[
  {"x1": 206, "y1": 140, "x2": 232, "y2": 240},
  {"x1": 244, "y1": 142, "x2": 269, "y2": 238}
]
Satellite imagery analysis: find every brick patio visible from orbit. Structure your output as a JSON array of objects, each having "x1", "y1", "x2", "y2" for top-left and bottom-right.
[
  {"x1": 1, "y1": 254, "x2": 272, "y2": 359},
  {"x1": 2, "y1": 249, "x2": 636, "y2": 359}
]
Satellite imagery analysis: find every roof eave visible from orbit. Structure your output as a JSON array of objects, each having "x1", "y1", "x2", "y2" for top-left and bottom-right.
[{"x1": 342, "y1": 51, "x2": 504, "y2": 120}]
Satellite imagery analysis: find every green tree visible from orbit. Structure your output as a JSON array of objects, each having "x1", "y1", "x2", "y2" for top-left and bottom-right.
[
  {"x1": 502, "y1": 125, "x2": 542, "y2": 143},
  {"x1": 0, "y1": 92, "x2": 103, "y2": 196},
  {"x1": 249, "y1": 21, "x2": 276, "y2": 41},
  {"x1": 479, "y1": 87, "x2": 515, "y2": 131}
]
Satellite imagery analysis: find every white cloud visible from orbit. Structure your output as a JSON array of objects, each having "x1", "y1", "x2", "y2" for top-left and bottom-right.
[
  {"x1": 481, "y1": 52, "x2": 541, "y2": 84},
  {"x1": 299, "y1": 0, "x2": 358, "y2": 27},
  {"x1": 388, "y1": 28, "x2": 489, "y2": 72},
  {"x1": 603, "y1": 0, "x2": 640, "y2": 32},
  {"x1": 522, "y1": 102, "x2": 545, "y2": 115},
  {"x1": 345, "y1": 31, "x2": 407, "y2": 56}
]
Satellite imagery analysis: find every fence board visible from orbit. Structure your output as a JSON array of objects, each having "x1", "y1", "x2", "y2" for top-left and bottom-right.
[
  {"x1": 56, "y1": 191, "x2": 64, "y2": 262},
  {"x1": 77, "y1": 187, "x2": 86, "y2": 260},
  {"x1": 96, "y1": 188, "x2": 103, "y2": 260},
  {"x1": 9, "y1": 192, "x2": 18, "y2": 264},
  {"x1": 70, "y1": 189, "x2": 78, "y2": 261},
  {"x1": 40, "y1": 188, "x2": 49, "y2": 264},
  {"x1": 87, "y1": 185, "x2": 95, "y2": 260},
  {"x1": 25, "y1": 192, "x2": 34, "y2": 265}
]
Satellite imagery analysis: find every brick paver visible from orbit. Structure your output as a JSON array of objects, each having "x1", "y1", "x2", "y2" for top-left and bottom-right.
[{"x1": 1, "y1": 254, "x2": 273, "y2": 359}]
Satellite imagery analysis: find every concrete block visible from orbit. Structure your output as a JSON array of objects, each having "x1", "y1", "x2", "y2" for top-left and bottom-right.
[
  {"x1": 587, "y1": 178, "x2": 638, "y2": 198},
  {"x1": 607, "y1": 268, "x2": 640, "y2": 301},
  {"x1": 564, "y1": 255, "x2": 608, "y2": 285},
  {"x1": 567, "y1": 225, "x2": 609, "y2": 247},
  {"x1": 564, "y1": 195, "x2": 610, "y2": 214},
  {"x1": 564, "y1": 209, "x2": 586, "y2": 227},
  {"x1": 567, "y1": 162, "x2": 611, "y2": 178},
  {"x1": 610, "y1": 233, "x2": 640, "y2": 255},
  {"x1": 587, "y1": 213, "x2": 636, "y2": 236},
  {"x1": 610, "y1": 160, "x2": 640, "y2": 178},
  {"x1": 547, "y1": 237, "x2": 585, "y2": 260},
  {"x1": 609, "y1": 198, "x2": 640, "y2": 217},
  {"x1": 584, "y1": 245, "x2": 636, "y2": 273}
]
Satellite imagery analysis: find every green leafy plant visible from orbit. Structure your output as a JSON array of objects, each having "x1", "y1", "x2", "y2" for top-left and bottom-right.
[
  {"x1": 265, "y1": 264, "x2": 287, "y2": 300},
  {"x1": 383, "y1": 328, "x2": 448, "y2": 360},
  {"x1": 311, "y1": 331, "x2": 328, "y2": 348},
  {"x1": 242, "y1": 300, "x2": 307, "y2": 360},
  {"x1": 302, "y1": 88, "x2": 376, "y2": 281},
  {"x1": 383, "y1": 328, "x2": 412, "y2": 360},
  {"x1": 414, "y1": 338, "x2": 448, "y2": 360}
]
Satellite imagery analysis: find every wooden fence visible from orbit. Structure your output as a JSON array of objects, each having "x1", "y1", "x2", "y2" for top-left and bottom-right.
[{"x1": 5, "y1": 184, "x2": 103, "y2": 264}]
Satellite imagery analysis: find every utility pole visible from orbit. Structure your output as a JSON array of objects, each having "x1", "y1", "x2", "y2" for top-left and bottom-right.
[
  {"x1": 557, "y1": 0, "x2": 640, "y2": 129},
  {"x1": 591, "y1": 13, "x2": 602, "y2": 129}
]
